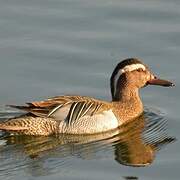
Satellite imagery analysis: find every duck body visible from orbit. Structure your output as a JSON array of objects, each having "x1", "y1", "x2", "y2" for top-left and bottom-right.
[
  {"x1": 0, "y1": 58, "x2": 174, "y2": 135},
  {"x1": 0, "y1": 95, "x2": 143, "y2": 135}
]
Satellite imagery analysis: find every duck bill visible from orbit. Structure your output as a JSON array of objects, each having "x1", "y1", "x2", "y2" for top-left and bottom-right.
[{"x1": 147, "y1": 78, "x2": 175, "y2": 87}]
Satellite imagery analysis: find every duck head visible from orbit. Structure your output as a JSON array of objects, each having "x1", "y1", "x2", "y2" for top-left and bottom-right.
[{"x1": 110, "y1": 58, "x2": 174, "y2": 101}]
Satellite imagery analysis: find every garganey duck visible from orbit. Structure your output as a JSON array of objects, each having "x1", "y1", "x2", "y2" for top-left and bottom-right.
[{"x1": 0, "y1": 58, "x2": 174, "y2": 135}]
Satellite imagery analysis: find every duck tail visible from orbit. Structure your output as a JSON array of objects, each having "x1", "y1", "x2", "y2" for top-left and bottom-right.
[
  {"x1": 0, "y1": 116, "x2": 57, "y2": 135},
  {"x1": 0, "y1": 124, "x2": 28, "y2": 131},
  {"x1": 7, "y1": 105, "x2": 30, "y2": 111}
]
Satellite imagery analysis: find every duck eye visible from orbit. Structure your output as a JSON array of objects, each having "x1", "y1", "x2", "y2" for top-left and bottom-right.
[{"x1": 137, "y1": 68, "x2": 144, "y2": 72}]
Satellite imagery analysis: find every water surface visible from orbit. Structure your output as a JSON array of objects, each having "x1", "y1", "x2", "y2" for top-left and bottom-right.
[{"x1": 0, "y1": 0, "x2": 180, "y2": 180}]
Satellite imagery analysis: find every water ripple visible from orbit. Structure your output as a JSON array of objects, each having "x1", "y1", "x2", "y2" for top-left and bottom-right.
[{"x1": 0, "y1": 107, "x2": 176, "y2": 177}]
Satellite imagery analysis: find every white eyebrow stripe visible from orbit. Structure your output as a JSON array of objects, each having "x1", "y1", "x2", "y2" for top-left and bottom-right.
[
  {"x1": 120, "y1": 64, "x2": 146, "y2": 75},
  {"x1": 113, "y1": 63, "x2": 146, "y2": 96}
]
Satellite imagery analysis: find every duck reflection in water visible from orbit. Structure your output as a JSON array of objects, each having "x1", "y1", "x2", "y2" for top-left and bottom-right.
[{"x1": 0, "y1": 110, "x2": 176, "y2": 168}]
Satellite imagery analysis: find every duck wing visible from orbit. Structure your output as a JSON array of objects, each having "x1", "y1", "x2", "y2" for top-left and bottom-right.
[{"x1": 8, "y1": 95, "x2": 110, "y2": 123}]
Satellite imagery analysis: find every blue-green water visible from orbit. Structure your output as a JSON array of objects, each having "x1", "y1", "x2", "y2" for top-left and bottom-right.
[{"x1": 0, "y1": 0, "x2": 179, "y2": 180}]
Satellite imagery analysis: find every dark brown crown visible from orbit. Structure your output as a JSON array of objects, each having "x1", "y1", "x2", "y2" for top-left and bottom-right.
[{"x1": 110, "y1": 58, "x2": 144, "y2": 100}]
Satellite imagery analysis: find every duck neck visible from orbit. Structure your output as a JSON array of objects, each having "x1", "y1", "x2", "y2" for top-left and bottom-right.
[
  {"x1": 112, "y1": 85, "x2": 144, "y2": 120},
  {"x1": 110, "y1": 74, "x2": 144, "y2": 121},
  {"x1": 112, "y1": 85, "x2": 141, "y2": 103}
]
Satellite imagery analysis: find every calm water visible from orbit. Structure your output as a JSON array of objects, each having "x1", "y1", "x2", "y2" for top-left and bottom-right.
[{"x1": 0, "y1": 0, "x2": 180, "y2": 180}]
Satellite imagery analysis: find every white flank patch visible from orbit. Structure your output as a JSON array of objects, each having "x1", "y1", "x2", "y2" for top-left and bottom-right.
[
  {"x1": 79, "y1": 109, "x2": 120, "y2": 132},
  {"x1": 113, "y1": 63, "x2": 146, "y2": 96},
  {"x1": 100, "y1": 109, "x2": 120, "y2": 128}
]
